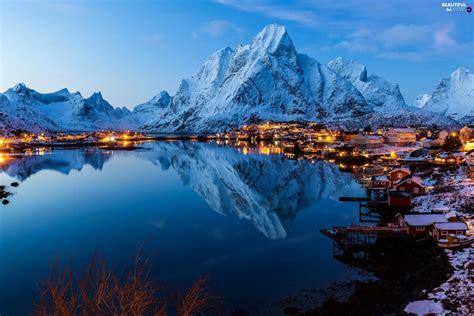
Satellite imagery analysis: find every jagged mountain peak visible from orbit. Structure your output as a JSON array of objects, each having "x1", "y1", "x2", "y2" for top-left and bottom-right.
[
  {"x1": 12, "y1": 82, "x2": 29, "y2": 93},
  {"x1": 328, "y1": 57, "x2": 367, "y2": 82},
  {"x1": 249, "y1": 24, "x2": 294, "y2": 55},
  {"x1": 423, "y1": 67, "x2": 474, "y2": 123},
  {"x1": 144, "y1": 24, "x2": 369, "y2": 132},
  {"x1": 327, "y1": 57, "x2": 406, "y2": 111},
  {"x1": 452, "y1": 67, "x2": 471, "y2": 78}
]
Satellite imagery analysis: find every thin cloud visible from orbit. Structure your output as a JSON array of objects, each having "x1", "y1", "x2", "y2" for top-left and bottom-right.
[
  {"x1": 193, "y1": 20, "x2": 244, "y2": 39},
  {"x1": 335, "y1": 23, "x2": 462, "y2": 61},
  {"x1": 203, "y1": 20, "x2": 243, "y2": 37},
  {"x1": 434, "y1": 23, "x2": 456, "y2": 50},
  {"x1": 145, "y1": 33, "x2": 164, "y2": 45},
  {"x1": 214, "y1": 0, "x2": 321, "y2": 27}
]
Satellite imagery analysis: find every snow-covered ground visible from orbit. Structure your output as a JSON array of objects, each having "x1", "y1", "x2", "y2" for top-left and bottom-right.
[
  {"x1": 406, "y1": 172, "x2": 473, "y2": 315},
  {"x1": 412, "y1": 175, "x2": 473, "y2": 215},
  {"x1": 404, "y1": 247, "x2": 474, "y2": 315}
]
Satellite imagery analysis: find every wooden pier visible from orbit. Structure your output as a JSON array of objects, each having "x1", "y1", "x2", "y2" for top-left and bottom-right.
[
  {"x1": 338, "y1": 197, "x2": 371, "y2": 202},
  {"x1": 321, "y1": 225, "x2": 405, "y2": 238}
]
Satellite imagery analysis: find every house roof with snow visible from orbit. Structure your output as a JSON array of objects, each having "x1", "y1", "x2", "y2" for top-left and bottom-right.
[
  {"x1": 390, "y1": 167, "x2": 411, "y2": 174},
  {"x1": 387, "y1": 128, "x2": 416, "y2": 133},
  {"x1": 444, "y1": 211, "x2": 458, "y2": 219},
  {"x1": 373, "y1": 175, "x2": 389, "y2": 181},
  {"x1": 393, "y1": 175, "x2": 426, "y2": 187},
  {"x1": 433, "y1": 222, "x2": 468, "y2": 231},
  {"x1": 402, "y1": 214, "x2": 448, "y2": 226}
]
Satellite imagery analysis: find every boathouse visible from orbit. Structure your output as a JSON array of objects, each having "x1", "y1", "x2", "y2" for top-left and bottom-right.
[{"x1": 388, "y1": 191, "x2": 412, "y2": 208}]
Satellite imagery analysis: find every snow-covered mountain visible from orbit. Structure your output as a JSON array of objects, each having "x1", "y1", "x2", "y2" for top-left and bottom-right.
[
  {"x1": 327, "y1": 57, "x2": 406, "y2": 111},
  {"x1": 1, "y1": 24, "x2": 469, "y2": 133},
  {"x1": 143, "y1": 24, "x2": 368, "y2": 132},
  {"x1": 142, "y1": 141, "x2": 363, "y2": 239},
  {"x1": 0, "y1": 83, "x2": 137, "y2": 133},
  {"x1": 422, "y1": 68, "x2": 474, "y2": 124},
  {"x1": 132, "y1": 91, "x2": 171, "y2": 126}
]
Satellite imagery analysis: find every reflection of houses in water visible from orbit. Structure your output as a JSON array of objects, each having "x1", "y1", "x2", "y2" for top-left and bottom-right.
[{"x1": 0, "y1": 148, "x2": 111, "y2": 181}]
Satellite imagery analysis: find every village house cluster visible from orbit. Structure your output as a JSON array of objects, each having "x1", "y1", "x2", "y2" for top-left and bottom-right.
[{"x1": 0, "y1": 131, "x2": 147, "y2": 149}]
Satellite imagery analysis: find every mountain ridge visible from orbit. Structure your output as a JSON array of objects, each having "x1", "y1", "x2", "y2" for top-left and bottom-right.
[{"x1": 1, "y1": 24, "x2": 471, "y2": 133}]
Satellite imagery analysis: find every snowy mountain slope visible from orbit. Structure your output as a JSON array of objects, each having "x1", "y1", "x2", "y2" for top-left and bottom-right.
[
  {"x1": 327, "y1": 57, "x2": 406, "y2": 111},
  {"x1": 144, "y1": 24, "x2": 368, "y2": 132},
  {"x1": 132, "y1": 91, "x2": 171, "y2": 126},
  {"x1": 415, "y1": 94, "x2": 430, "y2": 108},
  {"x1": 142, "y1": 141, "x2": 363, "y2": 239},
  {"x1": 325, "y1": 57, "x2": 461, "y2": 128},
  {"x1": 423, "y1": 68, "x2": 474, "y2": 124},
  {"x1": 0, "y1": 83, "x2": 137, "y2": 132}
]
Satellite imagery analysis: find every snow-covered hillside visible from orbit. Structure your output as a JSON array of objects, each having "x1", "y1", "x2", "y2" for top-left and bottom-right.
[
  {"x1": 0, "y1": 83, "x2": 137, "y2": 133},
  {"x1": 423, "y1": 68, "x2": 474, "y2": 124},
  {"x1": 132, "y1": 91, "x2": 171, "y2": 126},
  {"x1": 327, "y1": 57, "x2": 406, "y2": 111}
]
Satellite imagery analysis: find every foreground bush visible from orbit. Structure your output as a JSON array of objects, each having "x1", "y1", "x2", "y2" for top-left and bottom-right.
[{"x1": 34, "y1": 251, "x2": 219, "y2": 315}]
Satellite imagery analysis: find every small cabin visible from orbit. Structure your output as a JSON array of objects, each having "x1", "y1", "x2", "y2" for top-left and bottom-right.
[
  {"x1": 398, "y1": 213, "x2": 448, "y2": 236},
  {"x1": 370, "y1": 175, "x2": 390, "y2": 189},
  {"x1": 431, "y1": 222, "x2": 468, "y2": 241}
]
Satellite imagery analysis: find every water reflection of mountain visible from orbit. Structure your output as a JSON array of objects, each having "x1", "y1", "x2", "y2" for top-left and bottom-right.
[
  {"x1": 0, "y1": 142, "x2": 363, "y2": 239},
  {"x1": 0, "y1": 149, "x2": 111, "y2": 181},
  {"x1": 143, "y1": 142, "x2": 364, "y2": 239}
]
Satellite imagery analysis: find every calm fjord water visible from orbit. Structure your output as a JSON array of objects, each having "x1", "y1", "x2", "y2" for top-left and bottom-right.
[{"x1": 0, "y1": 141, "x2": 367, "y2": 315}]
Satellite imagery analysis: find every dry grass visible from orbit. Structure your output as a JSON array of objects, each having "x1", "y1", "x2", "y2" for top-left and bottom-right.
[{"x1": 33, "y1": 250, "x2": 219, "y2": 316}]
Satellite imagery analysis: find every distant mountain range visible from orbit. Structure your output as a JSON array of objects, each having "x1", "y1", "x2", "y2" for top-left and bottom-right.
[{"x1": 1, "y1": 24, "x2": 472, "y2": 134}]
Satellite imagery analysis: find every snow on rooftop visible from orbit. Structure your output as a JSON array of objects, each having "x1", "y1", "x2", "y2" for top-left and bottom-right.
[
  {"x1": 444, "y1": 211, "x2": 457, "y2": 219},
  {"x1": 404, "y1": 300, "x2": 444, "y2": 315},
  {"x1": 403, "y1": 214, "x2": 448, "y2": 226},
  {"x1": 434, "y1": 222, "x2": 468, "y2": 230}
]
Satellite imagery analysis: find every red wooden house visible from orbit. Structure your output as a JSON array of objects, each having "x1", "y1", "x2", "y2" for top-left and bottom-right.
[
  {"x1": 391, "y1": 176, "x2": 430, "y2": 195},
  {"x1": 388, "y1": 191, "x2": 412, "y2": 208},
  {"x1": 389, "y1": 168, "x2": 411, "y2": 187}
]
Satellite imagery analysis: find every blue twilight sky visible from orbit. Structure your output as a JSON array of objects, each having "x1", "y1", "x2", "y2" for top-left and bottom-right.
[{"x1": 1, "y1": 0, "x2": 473, "y2": 109}]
